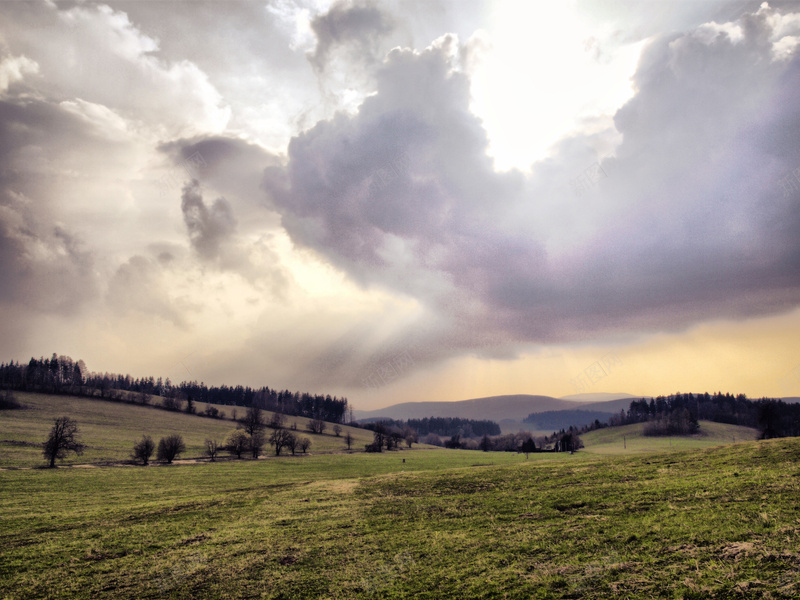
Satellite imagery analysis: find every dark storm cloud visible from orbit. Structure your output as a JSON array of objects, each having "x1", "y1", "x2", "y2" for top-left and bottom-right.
[
  {"x1": 263, "y1": 6, "x2": 800, "y2": 365},
  {"x1": 159, "y1": 135, "x2": 282, "y2": 202},
  {"x1": 0, "y1": 210, "x2": 97, "y2": 314},
  {"x1": 181, "y1": 180, "x2": 236, "y2": 261},
  {"x1": 266, "y1": 35, "x2": 529, "y2": 286},
  {"x1": 0, "y1": 98, "x2": 100, "y2": 314},
  {"x1": 161, "y1": 136, "x2": 290, "y2": 294},
  {"x1": 308, "y1": 0, "x2": 395, "y2": 74}
]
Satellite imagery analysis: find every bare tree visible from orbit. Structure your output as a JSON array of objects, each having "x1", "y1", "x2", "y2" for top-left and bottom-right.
[
  {"x1": 249, "y1": 431, "x2": 265, "y2": 458},
  {"x1": 242, "y1": 405, "x2": 265, "y2": 436},
  {"x1": 520, "y1": 437, "x2": 536, "y2": 458},
  {"x1": 307, "y1": 418, "x2": 326, "y2": 435},
  {"x1": 387, "y1": 430, "x2": 403, "y2": 450},
  {"x1": 132, "y1": 435, "x2": 155, "y2": 465},
  {"x1": 404, "y1": 427, "x2": 418, "y2": 448},
  {"x1": 344, "y1": 432, "x2": 354, "y2": 451},
  {"x1": 162, "y1": 396, "x2": 183, "y2": 412},
  {"x1": 371, "y1": 423, "x2": 387, "y2": 451},
  {"x1": 269, "y1": 429, "x2": 292, "y2": 456},
  {"x1": 299, "y1": 437, "x2": 311, "y2": 453},
  {"x1": 226, "y1": 429, "x2": 249, "y2": 459},
  {"x1": 285, "y1": 431, "x2": 299, "y2": 455},
  {"x1": 332, "y1": 424, "x2": 342, "y2": 437},
  {"x1": 268, "y1": 412, "x2": 286, "y2": 430},
  {"x1": 43, "y1": 416, "x2": 85, "y2": 468},
  {"x1": 156, "y1": 434, "x2": 186, "y2": 464},
  {"x1": 205, "y1": 438, "x2": 220, "y2": 461}
]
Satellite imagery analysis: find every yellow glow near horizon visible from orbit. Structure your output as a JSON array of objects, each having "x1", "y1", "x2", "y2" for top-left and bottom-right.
[{"x1": 353, "y1": 308, "x2": 800, "y2": 409}]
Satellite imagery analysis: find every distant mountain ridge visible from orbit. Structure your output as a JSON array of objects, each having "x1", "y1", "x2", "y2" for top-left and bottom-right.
[
  {"x1": 356, "y1": 393, "x2": 800, "y2": 435},
  {"x1": 354, "y1": 393, "x2": 637, "y2": 423},
  {"x1": 560, "y1": 392, "x2": 640, "y2": 402}
]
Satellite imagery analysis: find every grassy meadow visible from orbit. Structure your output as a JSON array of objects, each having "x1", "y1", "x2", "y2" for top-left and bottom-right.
[
  {"x1": 2, "y1": 392, "x2": 799, "y2": 598},
  {"x1": 582, "y1": 420, "x2": 761, "y2": 454},
  {"x1": 0, "y1": 392, "x2": 376, "y2": 468}
]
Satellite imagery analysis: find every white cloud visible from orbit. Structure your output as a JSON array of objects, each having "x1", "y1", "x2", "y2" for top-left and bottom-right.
[
  {"x1": 1, "y1": 0, "x2": 799, "y2": 403},
  {"x1": 0, "y1": 53, "x2": 38, "y2": 92},
  {"x1": 266, "y1": 0, "x2": 317, "y2": 51},
  {"x1": 259, "y1": 1, "x2": 800, "y2": 389}
]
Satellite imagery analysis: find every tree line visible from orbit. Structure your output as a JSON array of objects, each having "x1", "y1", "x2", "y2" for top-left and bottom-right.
[
  {"x1": 360, "y1": 420, "x2": 580, "y2": 454},
  {"x1": 610, "y1": 392, "x2": 800, "y2": 439},
  {"x1": 0, "y1": 354, "x2": 349, "y2": 423},
  {"x1": 360, "y1": 416, "x2": 500, "y2": 440},
  {"x1": 523, "y1": 409, "x2": 615, "y2": 431}
]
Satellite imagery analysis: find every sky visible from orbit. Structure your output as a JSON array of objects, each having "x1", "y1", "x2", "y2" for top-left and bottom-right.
[{"x1": 1, "y1": 0, "x2": 800, "y2": 410}]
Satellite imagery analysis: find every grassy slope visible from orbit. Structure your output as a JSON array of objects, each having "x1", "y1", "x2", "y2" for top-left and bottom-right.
[
  {"x1": 0, "y1": 392, "x2": 376, "y2": 468},
  {"x1": 582, "y1": 420, "x2": 760, "y2": 454},
  {"x1": 1, "y1": 440, "x2": 799, "y2": 599}
]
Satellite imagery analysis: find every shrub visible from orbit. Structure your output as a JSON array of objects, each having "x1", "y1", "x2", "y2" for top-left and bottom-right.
[
  {"x1": 162, "y1": 396, "x2": 183, "y2": 412},
  {"x1": 249, "y1": 431, "x2": 266, "y2": 458},
  {"x1": 205, "y1": 439, "x2": 220, "y2": 461},
  {"x1": 269, "y1": 412, "x2": 286, "y2": 430},
  {"x1": 285, "y1": 432, "x2": 299, "y2": 455},
  {"x1": 423, "y1": 433, "x2": 442, "y2": 447},
  {"x1": 132, "y1": 435, "x2": 155, "y2": 465},
  {"x1": 0, "y1": 390, "x2": 22, "y2": 410},
  {"x1": 156, "y1": 434, "x2": 186, "y2": 463},
  {"x1": 269, "y1": 429, "x2": 292, "y2": 455},
  {"x1": 226, "y1": 429, "x2": 249, "y2": 459},
  {"x1": 307, "y1": 418, "x2": 326, "y2": 435}
]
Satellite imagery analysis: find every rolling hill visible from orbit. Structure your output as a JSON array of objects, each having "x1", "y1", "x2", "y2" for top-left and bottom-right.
[
  {"x1": 0, "y1": 391, "x2": 376, "y2": 468},
  {"x1": 357, "y1": 392, "x2": 800, "y2": 434},
  {"x1": 581, "y1": 420, "x2": 760, "y2": 454},
  {"x1": 3, "y1": 433, "x2": 799, "y2": 598},
  {"x1": 354, "y1": 394, "x2": 573, "y2": 421},
  {"x1": 559, "y1": 392, "x2": 640, "y2": 402},
  {"x1": 355, "y1": 393, "x2": 638, "y2": 424}
]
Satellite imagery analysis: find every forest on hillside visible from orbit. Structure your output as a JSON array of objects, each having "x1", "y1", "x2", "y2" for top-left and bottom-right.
[
  {"x1": 0, "y1": 354, "x2": 350, "y2": 424},
  {"x1": 360, "y1": 417, "x2": 500, "y2": 439},
  {"x1": 557, "y1": 392, "x2": 800, "y2": 440},
  {"x1": 618, "y1": 392, "x2": 800, "y2": 439}
]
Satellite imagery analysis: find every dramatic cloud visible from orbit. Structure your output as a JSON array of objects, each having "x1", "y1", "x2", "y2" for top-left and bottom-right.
[
  {"x1": 265, "y1": 4, "x2": 800, "y2": 365},
  {"x1": 106, "y1": 255, "x2": 187, "y2": 327},
  {"x1": 308, "y1": 0, "x2": 395, "y2": 74},
  {"x1": 1, "y1": 1, "x2": 799, "y2": 404},
  {"x1": 181, "y1": 181, "x2": 237, "y2": 261},
  {"x1": 0, "y1": 52, "x2": 38, "y2": 92},
  {"x1": 0, "y1": 97, "x2": 103, "y2": 315}
]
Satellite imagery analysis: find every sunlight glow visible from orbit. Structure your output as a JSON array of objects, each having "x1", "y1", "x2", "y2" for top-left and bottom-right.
[{"x1": 470, "y1": 1, "x2": 643, "y2": 171}]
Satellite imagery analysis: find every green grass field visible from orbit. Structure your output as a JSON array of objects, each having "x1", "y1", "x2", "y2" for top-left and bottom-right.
[
  {"x1": 582, "y1": 420, "x2": 760, "y2": 454},
  {"x1": 0, "y1": 392, "x2": 376, "y2": 468},
  {"x1": 2, "y1": 393, "x2": 799, "y2": 598}
]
